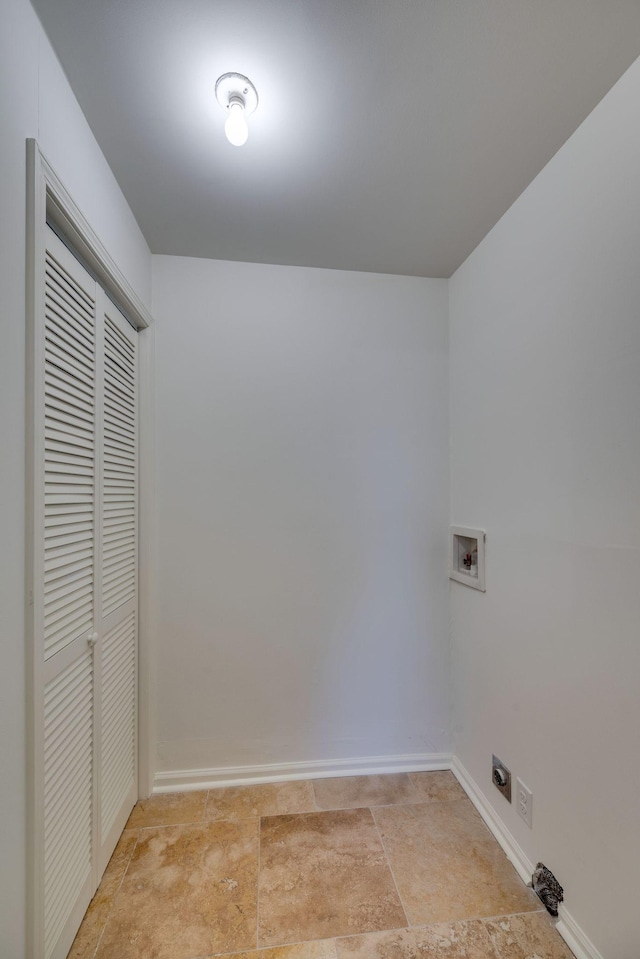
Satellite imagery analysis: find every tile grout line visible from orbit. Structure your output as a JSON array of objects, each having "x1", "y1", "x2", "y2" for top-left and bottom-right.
[
  {"x1": 310, "y1": 776, "x2": 321, "y2": 813},
  {"x1": 369, "y1": 805, "x2": 411, "y2": 931},
  {"x1": 256, "y1": 816, "x2": 262, "y2": 950},
  {"x1": 368, "y1": 796, "x2": 468, "y2": 811},
  {"x1": 309, "y1": 797, "x2": 469, "y2": 815},
  {"x1": 135, "y1": 817, "x2": 216, "y2": 831},
  {"x1": 475, "y1": 907, "x2": 545, "y2": 922}
]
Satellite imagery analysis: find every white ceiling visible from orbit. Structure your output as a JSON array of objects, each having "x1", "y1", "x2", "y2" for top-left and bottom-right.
[{"x1": 32, "y1": 0, "x2": 640, "y2": 277}]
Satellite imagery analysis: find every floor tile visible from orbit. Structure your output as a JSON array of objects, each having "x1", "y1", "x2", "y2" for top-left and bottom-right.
[
  {"x1": 336, "y1": 919, "x2": 497, "y2": 959},
  {"x1": 95, "y1": 820, "x2": 259, "y2": 959},
  {"x1": 408, "y1": 771, "x2": 466, "y2": 804},
  {"x1": 258, "y1": 808, "x2": 407, "y2": 946},
  {"x1": 67, "y1": 831, "x2": 138, "y2": 959},
  {"x1": 312, "y1": 775, "x2": 416, "y2": 810},
  {"x1": 373, "y1": 800, "x2": 541, "y2": 925},
  {"x1": 125, "y1": 790, "x2": 208, "y2": 828},
  {"x1": 206, "y1": 781, "x2": 317, "y2": 821},
  {"x1": 484, "y1": 912, "x2": 576, "y2": 959},
  {"x1": 217, "y1": 941, "x2": 338, "y2": 959}
]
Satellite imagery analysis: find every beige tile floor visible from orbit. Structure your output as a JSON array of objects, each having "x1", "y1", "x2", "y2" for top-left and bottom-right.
[{"x1": 67, "y1": 771, "x2": 575, "y2": 959}]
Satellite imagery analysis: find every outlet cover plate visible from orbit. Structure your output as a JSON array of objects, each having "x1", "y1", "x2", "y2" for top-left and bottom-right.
[
  {"x1": 492, "y1": 755, "x2": 511, "y2": 802},
  {"x1": 517, "y1": 778, "x2": 533, "y2": 828}
]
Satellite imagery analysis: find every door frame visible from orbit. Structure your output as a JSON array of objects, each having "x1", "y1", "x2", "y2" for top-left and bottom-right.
[{"x1": 25, "y1": 138, "x2": 156, "y2": 959}]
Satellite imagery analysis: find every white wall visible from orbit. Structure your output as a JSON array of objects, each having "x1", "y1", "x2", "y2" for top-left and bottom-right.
[
  {"x1": 0, "y1": 1, "x2": 151, "y2": 954},
  {"x1": 449, "y1": 57, "x2": 640, "y2": 958},
  {"x1": 152, "y1": 256, "x2": 450, "y2": 776}
]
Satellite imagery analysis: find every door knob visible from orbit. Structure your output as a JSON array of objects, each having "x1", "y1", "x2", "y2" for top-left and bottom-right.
[{"x1": 87, "y1": 631, "x2": 98, "y2": 648}]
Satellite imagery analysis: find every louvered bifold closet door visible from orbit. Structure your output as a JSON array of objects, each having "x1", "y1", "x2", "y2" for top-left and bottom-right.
[
  {"x1": 97, "y1": 296, "x2": 138, "y2": 873},
  {"x1": 36, "y1": 228, "x2": 139, "y2": 959},
  {"x1": 40, "y1": 227, "x2": 97, "y2": 959}
]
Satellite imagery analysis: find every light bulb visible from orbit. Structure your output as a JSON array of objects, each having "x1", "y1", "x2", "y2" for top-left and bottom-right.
[{"x1": 225, "y1": 100, "x2": 248, "y2": 146}]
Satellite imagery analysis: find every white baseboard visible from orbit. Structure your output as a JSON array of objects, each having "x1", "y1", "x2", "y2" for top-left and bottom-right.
[
  {"x1": 451, "y1": 758, "x2": 603, "y2": 959},
  {"x1": 554, "y1": 912, "x2": 604, "y2": 959},
  {"x1": 154, "y1": 751, "x2": 452, "y2": 793}
]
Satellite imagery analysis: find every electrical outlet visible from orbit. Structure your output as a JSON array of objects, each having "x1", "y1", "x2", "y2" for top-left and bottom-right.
[
  {"x1": 516, "y1": 778, "x2": 533, "y2": 828},
  {"x1": 492, "y1": 755, "x2": 511, "y2": 802}
]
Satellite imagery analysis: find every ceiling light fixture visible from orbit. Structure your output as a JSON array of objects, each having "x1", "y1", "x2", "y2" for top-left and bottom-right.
[{"x1": 215, "y1": 73, "x2": 258, "y2": 147}]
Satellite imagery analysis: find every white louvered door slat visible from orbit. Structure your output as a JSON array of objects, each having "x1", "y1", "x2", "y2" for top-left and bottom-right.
[
  {"x1": 36, "y1": 227, "x2": 139, "y2": 959},
  {"x1": 43, "y1": 649, "x2": 93, "y2": 958},
  {"x1": 41, "y1": 229, "x2": 96, "y2": 959},
  {"x1": 100, "y1": 612, "x2": 137, "y2": 843},
  {"x1": 43, "y1": 238, "x2": 95, "y2": 666},
  {"x1": 97, "y1": 296, "x2": 138, "y2": 872}
]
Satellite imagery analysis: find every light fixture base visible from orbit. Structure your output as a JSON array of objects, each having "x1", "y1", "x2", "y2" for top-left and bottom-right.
[{"x1": 215, "y1": 73, "x2": 258, "y2": 116}]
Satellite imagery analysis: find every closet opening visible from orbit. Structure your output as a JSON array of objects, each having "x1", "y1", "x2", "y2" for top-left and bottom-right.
[{"x1": 25, "y1": 139, "x2": 155, "y2": 959}]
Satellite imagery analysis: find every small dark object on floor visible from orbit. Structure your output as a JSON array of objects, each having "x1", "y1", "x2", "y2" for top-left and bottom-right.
[{"x1": 532, "y1": 862, "x2": 564, "y2": 916}]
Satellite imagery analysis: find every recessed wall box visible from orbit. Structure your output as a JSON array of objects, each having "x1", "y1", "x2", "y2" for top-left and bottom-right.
[{"x1": 450, "y1": 526, "x2": 486, "y2": 591}]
